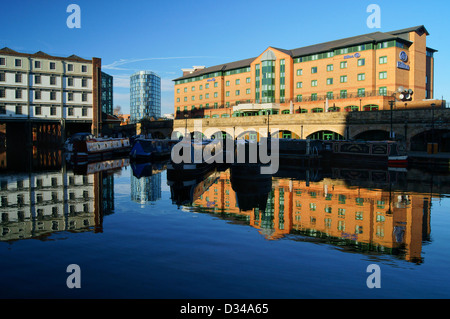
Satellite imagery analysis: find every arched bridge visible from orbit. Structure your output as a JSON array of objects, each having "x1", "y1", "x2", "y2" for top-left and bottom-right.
[{"x1": 173, "y1": 108, "x2": 450, "y2": 151}]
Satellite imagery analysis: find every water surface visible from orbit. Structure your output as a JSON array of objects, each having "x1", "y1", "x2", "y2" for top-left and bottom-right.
[{"x1": 1, "y1": 158, "x2": 449, "y2": 299}]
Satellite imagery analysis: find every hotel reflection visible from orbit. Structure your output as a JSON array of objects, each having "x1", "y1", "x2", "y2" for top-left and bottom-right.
[
  {"x1": 192, "y1": 169, "x2": 432, "y2": 263},
  {"x1": 0, "y1": 163, "x2": 115, "y2": 242}
]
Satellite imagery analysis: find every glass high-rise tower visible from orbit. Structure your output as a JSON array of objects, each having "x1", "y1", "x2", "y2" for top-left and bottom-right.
[{"x1": 130, "y1": 71, "x2": 161, "y2": 123}]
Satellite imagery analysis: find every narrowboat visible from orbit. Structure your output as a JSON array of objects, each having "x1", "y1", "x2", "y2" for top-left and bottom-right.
[
  {"x1": 322, "y1": 140, "x2": 408, "y2": 168},
  {"x1": 65, "y1": 132, "x2": 131, "y2": 164},
  {"x1": 167, "y1": 139, "x2": 223, "y2": 173},
  {"x1": 129, "y1": 138, "x2": 175, "y2": 161}
]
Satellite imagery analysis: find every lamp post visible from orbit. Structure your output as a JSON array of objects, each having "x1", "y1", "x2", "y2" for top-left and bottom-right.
[
  {"x1": 431, "y1": 103, "x2": 436, "y2": 145},
  {"x1": 389, "y1": 100, "x2": 395, "y2": 140},
  {"x1": 184, "y1": 113, "x2": 188, "y2": 139},
  {"x1": 360, "y1": 98, "x2": 362, "y2": 112},
  {"x1": 267, "y1": 110, "x2": 270, "y2": 138}
]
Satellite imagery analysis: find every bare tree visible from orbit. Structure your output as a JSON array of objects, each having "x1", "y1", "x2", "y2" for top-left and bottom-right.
[{"x1": 113, "y1": 105, "x2": 122, "y2": 116}]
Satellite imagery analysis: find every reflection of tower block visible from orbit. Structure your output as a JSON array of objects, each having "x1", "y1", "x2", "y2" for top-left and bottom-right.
[
  {"x1": 397, "y1": 87, "x2": 413, "y2": 101},
  {"x1": 136, "y1": 123, "x2": 141, "y2": 136}
]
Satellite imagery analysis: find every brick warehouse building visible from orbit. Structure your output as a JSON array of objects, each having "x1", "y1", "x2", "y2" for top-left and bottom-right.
[{"x1": 173, "y1": 25, "x2": 440, "y2": 120}]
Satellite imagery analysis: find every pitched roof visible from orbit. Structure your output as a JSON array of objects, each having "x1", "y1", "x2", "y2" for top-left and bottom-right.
[
  {"x1": 174, "y1": 26, "x2": 429, "y2": 81},
  {"x1": 387, "y1": 25, "x2": 429, "y2": 36},
  {"x1": 34, "y1": 51, "x2": 51, "y2": 56},
  {"x1": 289, "y1": 31, "x2": 402, "y2": 58},
  {"x1": 0, "y1": 47, "x2": 92, "y2": 62},
  {"x1": 173, "y1": 57, "x2": 256, "y2": 81},
  {"x1": 0, "y1": 47, "x2": 18, "y2": 53}
]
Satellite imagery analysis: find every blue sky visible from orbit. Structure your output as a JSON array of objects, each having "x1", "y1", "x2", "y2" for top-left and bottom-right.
[{"x1": 1, "y1": 0, "x2": 449, "y2": 115}]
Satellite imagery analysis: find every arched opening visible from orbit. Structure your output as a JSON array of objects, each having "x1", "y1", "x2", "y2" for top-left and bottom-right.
[
  {"x1": 272, "y1": 130, "x2": 300, "y2": 139},
  {"x1": 312, "y1": 108, "x2": 324, "y2": 113},
  {"x1": 210, "y1": 131, "x2": 233, "y2": 140},
  {"x1": 192, "y1": 131, "x2": 205, "y2": 140},
  {"x1": 328, "y1": 106, "x2": 341, "y2": 112},
  {"x1": 345, "y1": 105, "x2": 359, "y2": 112},
  {"x1": 237, "y1": 130, "x2": 259, "y2": 141},
  {"x1": 363, "y1": 104, "x2": 379, "y2": 111},
  {"x1": 410, "y1": 129, "x2": 450, "y2": 152},
  {"x1": 354, "y1": 130, "x2": 390, "y2": 141},
  {"x1": 307, "y1": 130, "x2": 344, "y2": 141}
]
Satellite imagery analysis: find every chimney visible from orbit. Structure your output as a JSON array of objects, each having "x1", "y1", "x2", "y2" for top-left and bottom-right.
[{"x1": 181, "y1": 66, "x2": 206, "y2": 76}]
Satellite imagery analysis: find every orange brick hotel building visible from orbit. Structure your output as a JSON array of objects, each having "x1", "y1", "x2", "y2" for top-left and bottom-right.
[{"x1": 174, "y1": 25, "x2": 438, "y2": 119}]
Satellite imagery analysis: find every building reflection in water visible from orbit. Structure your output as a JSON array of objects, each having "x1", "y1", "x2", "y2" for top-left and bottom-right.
[
  {"x1": 130, "y1": 161, "x2": 166, "y2": 205},
  {"x1": 0, "y1": 149, "x2": 118, "y2": 242},
  {"x1": 169, "y1": 163, "x2": 436, "y2": 264}
]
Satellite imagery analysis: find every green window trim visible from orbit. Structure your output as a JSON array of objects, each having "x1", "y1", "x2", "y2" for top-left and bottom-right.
[
  {"x1": 379, "y1": 71, "x2": 387, "y2": 79},
  {"x1": 357, "y1": 88, "x2": 366, "y2": 97},
  {"x1": 379, "y1": 86, "x2": 387, "y2": 96},
  {"x1": 357, "y1": 58, "x2": 365, "y2": 66},
  {"x1": 379, "y1": 56, "x2": 387, "y2": 64}
]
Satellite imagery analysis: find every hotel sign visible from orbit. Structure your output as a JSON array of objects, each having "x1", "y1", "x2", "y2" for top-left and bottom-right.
[
  {"x1": 397, "y1": 51, "x2": 410, "y2": 70},
  {"x1": 207, "y1": 78, "x2": 216, "y2": 82},
  {"x1": 343, "y1": 52, "x2": 361, "y2": 59},
  {"x1": 397, "y1": 61, "x2": 410, "y2": 70}
]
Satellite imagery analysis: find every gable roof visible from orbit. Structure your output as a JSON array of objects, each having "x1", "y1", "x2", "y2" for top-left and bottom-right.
[
  {"x1": 0, "y1": 47, "x2": 18, "y2": 53},
  {"x1": 0, "y1": 47, "x2": 93, "y2": 62}
]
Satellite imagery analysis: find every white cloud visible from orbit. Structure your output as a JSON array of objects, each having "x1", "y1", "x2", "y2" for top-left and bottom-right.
[
  {"x1": 113, "y1": 75, "x2": 131, "y2": 88},
  {"x1": 102, "y1": 56, "x2": 216, "y2": 71}
]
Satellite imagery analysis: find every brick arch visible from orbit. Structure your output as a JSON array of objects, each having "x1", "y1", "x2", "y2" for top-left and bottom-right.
[
  {"x1": 303, "y1": 127, "x2": 345, "y2": 140},
  {"x1": 407, "y1": 126, "x2": 437, "y2": 140},
  {"x1": 350, "y1": 125, "x2": 390, "y2": 139},
  {"x1": 305, "y1": 129, "x2": 345, "y2": 140},
  {"x1": 236, "y1": 129, "x2": 261, "y2": 140},
  {"x1": 353, "y1": 129, "x2": 390, "y2": 141},
  {"x1": 270, "y1": 129, "x2": 301, "y2": 139}
]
